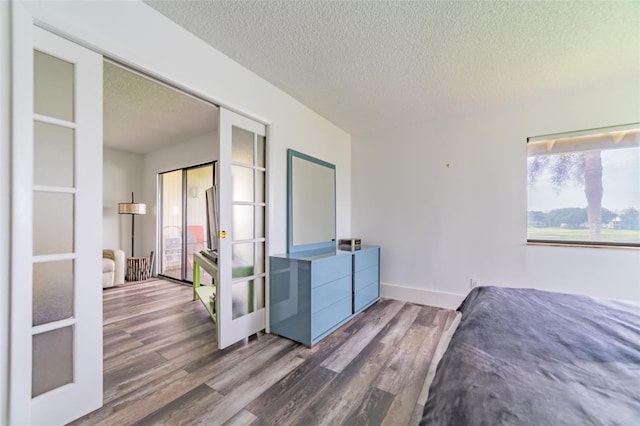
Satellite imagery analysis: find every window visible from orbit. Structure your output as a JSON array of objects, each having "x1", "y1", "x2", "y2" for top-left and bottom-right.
[{"x1": 527, "y1": 123, "x2": 640, "y2": 247}]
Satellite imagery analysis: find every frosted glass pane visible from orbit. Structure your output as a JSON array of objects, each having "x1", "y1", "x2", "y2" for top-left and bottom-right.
[
  {"x1": 232, "y1": 279, "x2": 254, "y2": 319},
  {"x1": 34, "y1": 121, "x2": 74, "y2": 187},
  {"x1": 34, "y1": 192, "x2": 74, "y2": 255},
  {"x1": 32, "y1": 326, "x2": 73, "y2": 397},
  {"x1": 34, "y1": 50, "x2": 74, "y2": 122},
  {"x1": 232, "y1": 166, "x2": 254, "y2": 203},
  {"x1": 255, "y1": 276, "x2": 265, "y2": 310},
  {"x1": 257, "y1": 135, "x2": 265, "y2": 167},
  {"x1": 33, "y1": 260, "x2": 74, "y2": 326},
  {"x1": 256, "y1": 170, "x2": 265, "y2": 204},
  {"x1": 230, "y1": 278, "x2": 264, "y2": 316},
  {"x1": 256, "y1": 206, "x2": 265, "y2": 239},
  {"x1": 256, "y1": 242, "x2": 265, "y2": 275},
  {"x1": 232, "y1": 243, "x2": 254, "y2": 278},
  {"x1": 232, "y1": 205, "x2": 254, "y2": 240},
  {"x1": 231, "y1": 126, "x2": 254, "y2": 165}
]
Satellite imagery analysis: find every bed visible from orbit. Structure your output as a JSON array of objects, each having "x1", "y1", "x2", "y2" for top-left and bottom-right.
[{"x1": 420, "y1": 286, "x2": 640, "y2": 425}]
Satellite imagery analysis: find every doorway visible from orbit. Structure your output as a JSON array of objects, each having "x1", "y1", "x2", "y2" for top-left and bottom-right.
[
  {"x1": 102, "y1": 59, "x2": 220, "y2": 271},
  {"x1": 159, "y1": 162, "x2": 216, "y2": 284},
  {"x1": 9, "y1": 8, "x2": 269, "y2": 422}
]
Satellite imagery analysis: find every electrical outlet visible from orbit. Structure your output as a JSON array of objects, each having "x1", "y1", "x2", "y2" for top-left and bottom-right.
[{"x1": 470, "y1": 278, "x2": 481, "y2": 289}]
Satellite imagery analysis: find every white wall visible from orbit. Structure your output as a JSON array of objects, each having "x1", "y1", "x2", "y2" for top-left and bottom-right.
[
  {"x1": 23, "y1": 0, "x2": 351, "y2": 262},
  {"x1": 353, "y1": 73, "x2": 640, "y2": 308},
  {"x1": 103, "y1": 147, "x2": 144, "y2": 258},
  {"x1": 142, "y1": 130, "x2": 218, "y2": 273}
]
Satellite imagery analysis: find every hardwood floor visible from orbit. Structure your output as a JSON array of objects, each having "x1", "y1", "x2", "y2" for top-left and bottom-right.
[{"x1": 70, "y1": 279, "x2": 457, "y2": 426}]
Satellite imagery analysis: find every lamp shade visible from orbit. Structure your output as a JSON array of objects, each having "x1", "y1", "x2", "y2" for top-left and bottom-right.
[{"x1": 118, "y1": 202, "x2": 146, "y2": 215}]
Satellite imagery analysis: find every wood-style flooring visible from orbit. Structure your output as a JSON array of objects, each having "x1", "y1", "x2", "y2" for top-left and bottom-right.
[{"x1": 70, "y1": 279, "x2": 457, "y2": 426}]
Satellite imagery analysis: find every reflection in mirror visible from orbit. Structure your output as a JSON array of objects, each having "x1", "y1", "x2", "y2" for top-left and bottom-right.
[{"x1": 288, "y1": 150, "x2": 336, "y2": 252}]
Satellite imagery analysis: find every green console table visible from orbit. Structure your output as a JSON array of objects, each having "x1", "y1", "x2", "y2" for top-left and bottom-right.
[{"x1": 192, "y1": 251, "x2": 220, "y2": 346}]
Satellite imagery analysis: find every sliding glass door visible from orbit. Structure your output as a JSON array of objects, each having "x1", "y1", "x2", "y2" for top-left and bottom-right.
[
  {"x1": 160, "y1": 170, "x2": 182, "y2": 280},
  {"x1": 159, "y1": 163, "x2": 215, "y2": 284}
]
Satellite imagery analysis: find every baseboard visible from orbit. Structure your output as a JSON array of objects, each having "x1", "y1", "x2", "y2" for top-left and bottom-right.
[{"x1": 380, "y1": 282, "x2": 465, "y2": 310}]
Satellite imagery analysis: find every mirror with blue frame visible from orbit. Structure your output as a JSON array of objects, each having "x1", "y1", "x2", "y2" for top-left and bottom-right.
[{"x1": 287, "y1": 149, "x2": 336, "y2": 253}]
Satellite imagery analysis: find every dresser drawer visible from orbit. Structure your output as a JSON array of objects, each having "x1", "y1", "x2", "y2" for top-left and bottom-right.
[
  {"x1": 311, "y1": 254, "x2": 351, "y2": 287},
  {"x1": 354, "y1": 265, "x2": 379, "y2": 291},
  {"x1": 354, "y1": 281, "x2": 379, "y2": 312},
  {"x1": 311, "y1": 276, "x2": 351, "y2": 314},
  {"x1": 353, "y1": 248, "x2": 379, "y2": 272},
  {"x1": 311, "y1": 295, "x2": 351, "y2": 338}
]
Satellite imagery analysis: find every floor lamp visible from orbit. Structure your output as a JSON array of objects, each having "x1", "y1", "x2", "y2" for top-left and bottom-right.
[{"x1": 118, "y1": 192, "x2": 146, "y2": 257}]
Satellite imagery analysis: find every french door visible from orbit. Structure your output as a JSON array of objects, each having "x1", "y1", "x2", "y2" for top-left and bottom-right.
[
  {"x1": 10, "y1": 9, "x2": 103, "y2": 425},
  {"x1": 217, "y1": 108, "x2": 269, "y2": 348}
]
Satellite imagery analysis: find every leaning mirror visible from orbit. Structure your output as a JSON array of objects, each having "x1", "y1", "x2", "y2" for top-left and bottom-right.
[{"x1": 287, "y1": 149, "x2": 336, "y2": 252}]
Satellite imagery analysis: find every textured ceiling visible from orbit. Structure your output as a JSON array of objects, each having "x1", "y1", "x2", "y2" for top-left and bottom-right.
[
  {"x1": 144, "y1": 0, "x2": 640, "y2": 135},
  {"x1": 104, "y1": 62, "x2": 218, "y2": 154}
]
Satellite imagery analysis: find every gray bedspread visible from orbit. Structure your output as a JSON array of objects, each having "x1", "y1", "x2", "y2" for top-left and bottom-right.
[{"x1": 420, "y1": 286, "x2": 640, "y2": 425}]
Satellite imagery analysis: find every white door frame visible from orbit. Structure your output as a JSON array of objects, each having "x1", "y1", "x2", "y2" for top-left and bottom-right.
[
  {"x1": 10, "y1": 3, "x2": 103, "y2": 424},
  {"x1": 0, "y1": 1, "x2": 11, "y2": 424},
  {"x1": 10, "y1": 3, "x2": 35, "y2": 421}
]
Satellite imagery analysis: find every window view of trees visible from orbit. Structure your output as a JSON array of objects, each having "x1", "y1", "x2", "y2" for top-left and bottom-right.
[
  {"x1": 527, "y1": 125, "x2": 640, "y2": 246},
  {"x1": 528, "y1": 207, "x2": 639, "y2": 229}
]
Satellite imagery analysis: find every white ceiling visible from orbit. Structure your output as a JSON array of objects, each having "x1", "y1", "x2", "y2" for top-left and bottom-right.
[
  {"x1": 143, "y1": 0, "x2": 640, "y2": 135},
  {"x1": 104, "y1": 62, "x2": 218, "y2": 154}
]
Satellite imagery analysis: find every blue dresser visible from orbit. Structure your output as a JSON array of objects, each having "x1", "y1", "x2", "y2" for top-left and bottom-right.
[{"x1": 270, "y1": 245, "x2": 380, "y2": 346}]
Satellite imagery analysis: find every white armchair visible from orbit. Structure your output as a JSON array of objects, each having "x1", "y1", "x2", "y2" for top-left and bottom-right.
[{"x1": 103, "y1": 249, "x2": 125, "y2": 288}]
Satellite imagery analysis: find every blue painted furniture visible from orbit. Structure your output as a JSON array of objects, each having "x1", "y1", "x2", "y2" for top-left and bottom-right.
[{"x1": 270, "y1": 245, "x2": 380, "y2": 346}]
